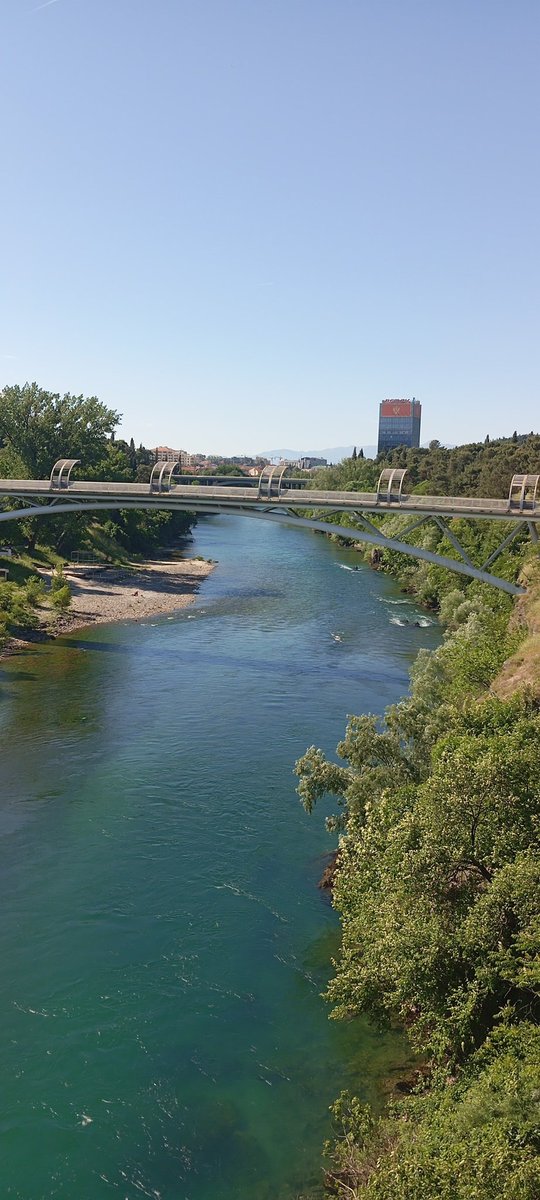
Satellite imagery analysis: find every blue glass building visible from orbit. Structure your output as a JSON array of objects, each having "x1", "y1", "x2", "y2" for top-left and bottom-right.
[{"x1": 377, "y1": 398, "x2": 422, "y2": 454}]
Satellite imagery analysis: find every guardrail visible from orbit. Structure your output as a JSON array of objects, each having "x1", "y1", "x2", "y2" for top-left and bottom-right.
[{"x1": 0, "y1": 464, "x2": 538, "y2": 525}]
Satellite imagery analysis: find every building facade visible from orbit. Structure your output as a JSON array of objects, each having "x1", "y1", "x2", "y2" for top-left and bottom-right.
[
  {"x1": 377, "y1": 399, "x2": 421, "y2": 454},
  {"x1": 153, "y1": 447, "x2": 192, "y2": 466},
  {"x1": 296, "y1": 456, "x2": 328, "y2": 470}
]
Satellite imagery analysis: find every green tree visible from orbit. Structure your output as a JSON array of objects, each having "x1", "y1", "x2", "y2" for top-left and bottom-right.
[
  {"x1": 0, "y1": 382, "x2": 120, "y2": 477},
  {"x1": 86, "y1": 441, "x2": 133, "y2": 482},
  {"x1": 295, "y1": 594, "x2": 536, "y2": 1055},
  {"x1": 327, "y1": 1023, "x2": 540, "y2": 1199}
]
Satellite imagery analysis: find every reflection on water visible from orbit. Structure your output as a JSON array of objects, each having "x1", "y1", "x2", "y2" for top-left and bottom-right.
[{"x1": 0, "y1": 516, "x2": 438, "y2": 1199}]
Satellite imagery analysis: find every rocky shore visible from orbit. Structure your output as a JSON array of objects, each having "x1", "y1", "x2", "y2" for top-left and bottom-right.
[{"x1": 1, "y1": 557, "x2": 215, "y2": 658}]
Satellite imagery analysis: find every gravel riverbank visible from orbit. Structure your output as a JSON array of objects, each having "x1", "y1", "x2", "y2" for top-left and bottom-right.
[{"x1": 1, "y1": 558, "x2": 215, "y2": 657}]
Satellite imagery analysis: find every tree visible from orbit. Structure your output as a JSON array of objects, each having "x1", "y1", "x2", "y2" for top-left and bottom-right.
[
  {"x1": 326, "y1": 1022, "x2": 540, "y2": 1199},
  {"x1": 86, "y1": 441, "x2": 133, "y2": 482},
  {"x1": 352, "y1": 446, "x2": 357, "y2": 460},
  {"x1": 0, "y1": 382, "x2": 120, "y2": 477},
  {"x1": 202, "y1": 463, "x2": 243, "y2": 476},
  {"x1": 295, "y1": 606, "x2": 538, "y2": 1062}
]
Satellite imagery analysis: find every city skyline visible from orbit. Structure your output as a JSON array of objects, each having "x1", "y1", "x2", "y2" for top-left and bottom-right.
[{"x1": 1, "y1": 2, "x2": 539, "y2": 454}]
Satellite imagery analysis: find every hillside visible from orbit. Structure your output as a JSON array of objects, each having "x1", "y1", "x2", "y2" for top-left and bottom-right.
[
  {"x1": 297, "y1": 439, "x2": 540, "y2": 1200},
  {"x1": 492, "y1": 557, "x2": 540, "y2": 698},
  {"x1": 260, "y1": 445, "x2": 377, "y2": 463}
]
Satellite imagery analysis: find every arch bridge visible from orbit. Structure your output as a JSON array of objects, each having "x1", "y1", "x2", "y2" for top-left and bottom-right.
[{"x1": 0, "y1": 461, "x2": 538, "y2": 596}]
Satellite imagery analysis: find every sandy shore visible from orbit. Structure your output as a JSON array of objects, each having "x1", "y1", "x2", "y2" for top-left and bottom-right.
[{"x1": 1, "y1": 558, "x2": 216, "y2": 657}]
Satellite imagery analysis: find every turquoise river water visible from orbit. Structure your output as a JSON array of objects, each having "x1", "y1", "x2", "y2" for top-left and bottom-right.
[{"x1": 0, "y1": 515, "x2": 440, "y2": 1200}]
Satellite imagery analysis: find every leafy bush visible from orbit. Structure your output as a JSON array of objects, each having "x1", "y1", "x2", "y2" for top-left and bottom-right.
[
  {"x1": 50, "y1": 567, "x2": 67, "y2": 592},
  {"x1": 0, "y1": 581, "x2": 15, "y2": 611},
  {"x1": 327, "y1": 1025, "x2": 540, "y2": 1199},
  {"x1": 50, "y1": 584, "x2": 72, "y2": 610},
  {"x1": 0, "y1": 582, "x2": 38, "y2": 630},
  {"x1": 23, "y1": 576, "x2": 46, "y2": 605},
  {"x1": 4, "y1": 600, "x2": 37, "y2": 630},
  {"x1": 296, "y1": 570, "x2": 539, "y2": 1199}
]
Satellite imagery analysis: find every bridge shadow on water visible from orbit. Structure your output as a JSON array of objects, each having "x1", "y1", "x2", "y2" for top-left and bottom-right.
[
  {"x1": 56, "y1": 634, "x2": 407, "y2": 686},
  {"x1": 0, "y1": 667, "x2": 38, "y2": 684}
]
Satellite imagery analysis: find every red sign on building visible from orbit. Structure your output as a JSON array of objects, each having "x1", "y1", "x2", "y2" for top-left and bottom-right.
[{"x1": 381, "y1": 400, "x2": 413, "y2": 418}]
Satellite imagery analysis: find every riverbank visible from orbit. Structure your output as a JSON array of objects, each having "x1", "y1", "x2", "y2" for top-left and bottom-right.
[
  {"x1": 301, "y1": 553, "x2": 540, "y2": 1199},
  {"x1": 1, "y1": 557, "x2": 215, "y2": 657}
]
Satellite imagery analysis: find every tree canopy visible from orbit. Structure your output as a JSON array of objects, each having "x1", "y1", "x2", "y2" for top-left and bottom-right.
[
  {"x1": 311, "y1": 432, "x2": 540, "y2": 500},
  {"x1": 0, "y1": 381, "x2": 196, "y2": 565},
  {"x1": 0, "y1": 382, "x2": 120, "y2": 477},
  {"x1": 296, "y1": 551, "x2": 540, "y2": 1199}
]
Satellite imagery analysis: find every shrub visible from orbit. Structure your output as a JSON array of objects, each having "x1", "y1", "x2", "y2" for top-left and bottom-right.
[
  {"x1": 50, "y1": 584, "x2": 72, "y2": 611},
  {"x1": 24, "y1": 577, "x2": 46, "y2": 605},
  {"x1": 50, "y1": 567, "x2": 67, "y2": 592},
  {"x1": 0, "y1": 581, "x2": 15, "y2": 611},
  {"x1": 8, "y1": 600, "x2": 38, "y2": 630}
]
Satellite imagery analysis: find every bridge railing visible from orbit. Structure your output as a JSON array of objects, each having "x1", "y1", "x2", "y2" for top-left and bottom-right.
[
  {"x1": 150, "y1": 460, "x2": 182, "y2": 492},
  {"x1": 376, "y1": 467, "x2": 408, "y2": 504},
  {"x1": 257, "y1": 462, "x2": 294, "y2": 499},
  {"x1": 508, "y1": 474, "x2": 539, "y2": 512},
  {"x1": 17, "y1": 461, "x2": 540, "y2": 518},
  {"x1": 50, "y1": 458, "x2": 80, "y2": 489}
]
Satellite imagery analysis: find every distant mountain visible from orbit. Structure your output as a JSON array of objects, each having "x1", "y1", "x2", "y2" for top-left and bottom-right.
[{"x1": 260, "y1": 445, "x2": 377, "y2": 464}]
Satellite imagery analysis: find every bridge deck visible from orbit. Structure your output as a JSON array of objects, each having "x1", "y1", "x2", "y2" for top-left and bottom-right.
[{"x1": 0, "y1": 478, "x2": 537, "y2": 522}]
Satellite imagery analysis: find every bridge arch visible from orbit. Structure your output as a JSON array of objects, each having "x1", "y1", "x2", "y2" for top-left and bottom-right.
[{"x1": 0, "y1": 495, "x2": 526, "y2": 595}]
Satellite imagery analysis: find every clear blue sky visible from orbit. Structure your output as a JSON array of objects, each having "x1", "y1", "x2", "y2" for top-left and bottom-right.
[{"x1": 1, "y1": 0, "x2": 539, "y2": 455}]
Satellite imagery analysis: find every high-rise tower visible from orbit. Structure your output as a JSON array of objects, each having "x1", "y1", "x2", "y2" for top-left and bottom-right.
[{"x1": 377, "y1": 398, "x2": 421, "y2": 454}]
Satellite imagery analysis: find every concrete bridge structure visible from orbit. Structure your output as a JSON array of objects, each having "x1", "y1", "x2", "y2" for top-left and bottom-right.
[{"x1": 0, "y1": 462, "x2": 538, "y2": 595}]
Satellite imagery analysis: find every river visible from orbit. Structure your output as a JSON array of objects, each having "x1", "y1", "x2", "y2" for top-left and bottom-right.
[{"x1": 0, "y1": 515, "x2": 440, "y2": 1200}]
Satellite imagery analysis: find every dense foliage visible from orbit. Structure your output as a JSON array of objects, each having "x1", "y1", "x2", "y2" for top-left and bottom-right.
[
  {"x1": 0, "y1": 382, "x2": 197, "y2": 640},
  {"x1": 296, "y1": 519, "x2": 540, "y2": 1197},
  {"x1": 327, "y1": 1022, "x2": 540, "y2": 1199},
  {"x1": 0, "y1": 382, "x2": 119, "y2": 478},
  {"x1": 307, "y1": 434, "x2": 540, "y2": 609},
  {"x1": 0, "y1": 381, "x2": 195, "y2": 563},
  {"x1": 311, "y1": 433, "x2": 540, "y2": 500}
]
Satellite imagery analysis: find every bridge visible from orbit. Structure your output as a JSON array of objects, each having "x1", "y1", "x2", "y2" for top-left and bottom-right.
[{"x1": 0, "y1": 461, "x2": 538, "y2": 595}]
